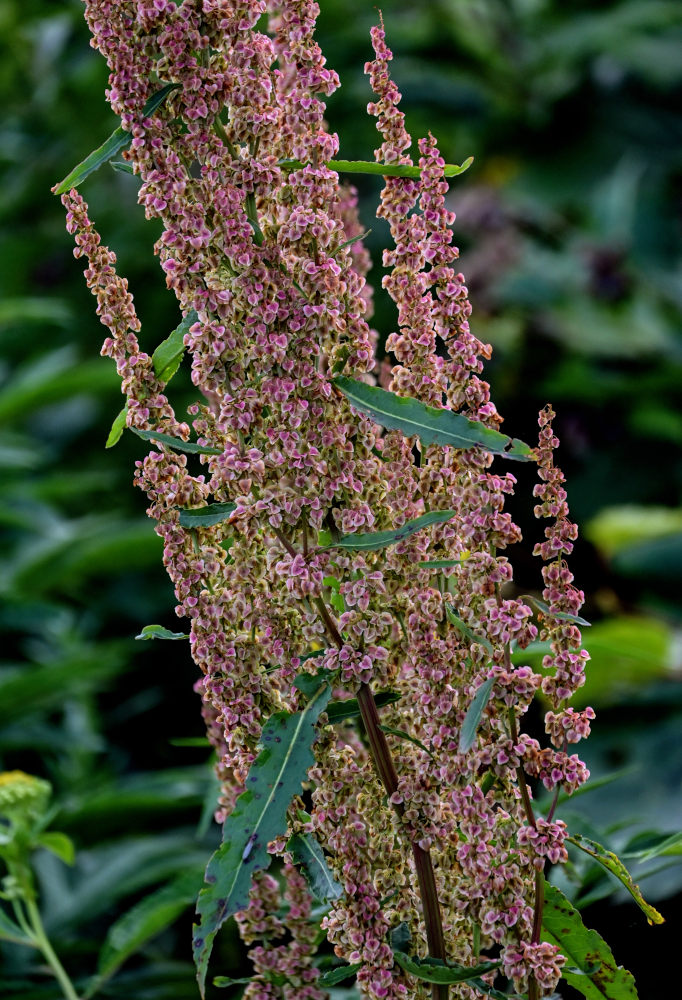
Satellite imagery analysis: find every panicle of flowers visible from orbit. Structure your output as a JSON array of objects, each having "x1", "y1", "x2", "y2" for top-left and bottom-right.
[{"x1": 58, "y1": 3, "x2": 596, "y2": 999}]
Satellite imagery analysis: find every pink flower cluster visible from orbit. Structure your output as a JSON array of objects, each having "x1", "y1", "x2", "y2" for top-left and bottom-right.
[{"x1": 59, "y1": 3, "x2": 596, "y2": 998}]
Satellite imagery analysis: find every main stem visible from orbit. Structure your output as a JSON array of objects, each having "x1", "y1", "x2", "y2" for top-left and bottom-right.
[{"x1": 314, "y1": 596, "x2": 448, "y2": 1000}]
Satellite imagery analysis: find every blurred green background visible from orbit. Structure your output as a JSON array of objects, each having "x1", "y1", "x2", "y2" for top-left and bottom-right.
[{"x1": 1, "y1": 0, "x2": 681, "y2": 997}]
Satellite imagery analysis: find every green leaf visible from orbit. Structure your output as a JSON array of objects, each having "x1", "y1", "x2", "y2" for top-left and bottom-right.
[
  {"x1": 135, "y1": 624, "x2": 189, "y2": 641},
  {"x1": 87, "y1": 866, "x2": 205, "y2": 997},
  {"x1": 287, "y1": 832, "x2": 343, "y2": 903},
  {"x1": 177, "y1": 503, "x2": 237, "y2": 528},
  {"x1": 326, "y1": 690, "x2": 400, "y2": 723},
  {"x1": 567, "y1": 834, "x2": 664, "y2": 924},
  {"x1": 53, "y1": 84, "x2": 179, "y2": 194},
  {"x1": 193, "y1": 678, "x2": 333, "y2": 996},
  {"x1": 333, "y1": 377, "x2": 533, "y2": 460},
  {"x1": 392, "y1": 952, "x2": 500, "y2": 985},
  {"x1": 106, "y1": 405, "x2": 128, "y2": 449},
  {"x1": 445, "y1": 606, "x2": 494, "y2": 654},
  {"x1": 526, "y1": 595, "x2": 591, "y2": 627},
  {"x1": 329, "y1": 510, "x2": 456, "y2": 552},
  {"x1": 130, "y1": 427, "x2": 222, "y2": 455},
  {"x1": 542, "y1": 881, "x2": 639, "y2": 999},
  {"x1": 318, "y1": 963, "x2": 363, "y2": 987},
  {"x1": 458, "y1": 678, "x2": 494, "y2": 754},
  {"x1": 213, "y1": 977, "x2": 254, "y2": 989},
  {"x1": 169, "y1": 737, "x2": 211, "y2": 747},
  {"x1": 418, "y1": 559, "x2": 462, "y2": 568},
  {"x1": 280, "y1": 157, "x2": 474, "y2": 179},
  {"x1": 0, "y1": 908, "x2": 34, "y2": 946},
  {"x1": 152, "y1": 310, "x2": 197, "y2": 383},
  {"x1": 36, "y1": 831, "x2": 75, "y2": 866},
  {"x1": 622, "y1": 831, "x2": 682, "y2": 862},
  {"x1": 380, "y1": 725, "x2": 433, "y2": 759},
  {"x1": 110, "y1": 159, "x2": 135, "y2": 174},
  {"x1": 468, "y1": 980, "x2": 521, "y2": 1000}
]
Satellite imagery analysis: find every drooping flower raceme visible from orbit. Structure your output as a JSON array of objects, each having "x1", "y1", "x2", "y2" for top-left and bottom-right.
[{"x1": 57, "y1": 3, "x2": 593, "y2": 998}]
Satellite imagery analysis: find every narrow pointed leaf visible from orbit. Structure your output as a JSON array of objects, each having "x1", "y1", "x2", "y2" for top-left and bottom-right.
[
  {"x1": 213, "y1": 977, "x2": 254, "y2": 988},
  {"x1": 53, "y1": 84, "x2": 179, "y2": 194},
  {"x1": 622, "y1": 831, "x2": 682, "y2": 862},
  {"x1": 110, "y1": 160, "x2": 134, "y2": 174},
  {"x1": 526, "y1": 596, "x2": 591, "y2": 627},
  {"x1": 178, "y1": 503, "x2": 237, "y2": 528},
  {"x1": 418, "y1": 559, "x2": 462, "y2": 568},
  {"x1": 135, "y1": 624, "x2": 189, "y2": 641},
  {"x1": 445, "y1": 606, "x2": 494, "y2": 654},
  {"x1": 334, "y1": 377, "x2": 533, "y2": 460},
  {"x1": 152, "y1": 310, "x2": 197, "y2": 383},
  {"x1": 280, "y1": 157, "x2": 474, "y2": 179},
  {"x1": 130, "y1": 427, "x2": 222, "y2": 455},
  {"x1": 458, "y1": 678, "x2": 494, "y2": 754},
  {"x1": 326, "y1": 690, "x2": 400, "y2": 723},
  {"x1": 87, "y1": 866, "x2": 205, "y2": 997},
  {"x1": 542, "y1": 881, "x2": 639, "y2": 999},
  {"x1": 392, "y1": 951, "x2": 500, "y2": 985},
  {"x1": 329, "y1": 510, "x2": 456, "y2": 552},
  {"x1": 567, "y1": 834, "x2": 664, "y2": 925},
  {"x1": 380, "y1": 725, "x2": 433, "y2": 759},
  {"x1": 287, "y1": 832, "x2": 343, "y2": 903},
  {"x1": 193, "y1": 678, "x2": 333, "y2": 996},
  {"x1": 106, "y1": 405, "x2": 128, "y2": 448},
  {"x1": 318, "y1": 963, "x2": 363, "y2": 987}
]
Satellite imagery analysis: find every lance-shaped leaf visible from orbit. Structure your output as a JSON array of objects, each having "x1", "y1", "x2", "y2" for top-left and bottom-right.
[
  {"x1": 287, "y1": 832, "x2": 343, "y2": 903},
  {"x1": 106, "y1": 404, "x2": 128, "y2": 449},
  {"x1": 380, "y1": 725, "x2": 433, "y2": 759},
  {"x1": 526, "y1": 595, "x2": 591, "y2": 627},
  {"x1": 418, "y1": 559, "x2": 462, "y2": 569},
  {"x1": 213, "y1": 977, "x2": 254, "y2": 988},
  {"x1": 86, "y1": 866, "x2": 205, "y2": 998},
  {"x1": 193, "y1": 677, "x2": 333, "y2": 996},
  {"x1": 135, "y1": 624, "x2": 188, "y2": 641},
  {"x1": 542, "y1": 881, "x2": 639, "y2": 999},
  {"x1": 318, "y1": 963, "x2": 363, "y2": 987},
  {"x1": 445, "y1": 606, "x2": 494, "y2": 655},
  {"x1": 329, "y1": 510, "x2": 456, "y2": 552},
  {"x1": 152, "y1": 310, "x2": 198, "y2": 383},
  {"x1": 130, "y1": 426, "x2": 222, "y2": 455},
  {"x1": 458, "y1": 678, "x2": 495, "y2": 754},
  {"x1": 53, "y1": 84, "x2": 178, "y2": 194},
  {"x1": 622, "y1": 831, "x2": 682, "y2": 863},
  {"x1": 326, "y1": 690, "x2": 400, "y2": 723},
  {"x1": 280, "y1": 157, "x2": 474, "y2": 179},
  {"x1": 567, "y1": 834, "x2": 664, "y2": 925},
  {"x1": 392, "y1": 951, "x2": 501, "y2": 986},
  {"x1": 178, "y1": 503, "x2": 237, "y2": 528},
  {"x1": 334, "y1": 377, "x2": 533, "y2": 460}
]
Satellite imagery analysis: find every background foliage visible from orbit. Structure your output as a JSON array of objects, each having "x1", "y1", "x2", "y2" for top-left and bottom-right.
[{"x1": 1, "y1": 0, "x2": 681, "y2": 996}]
